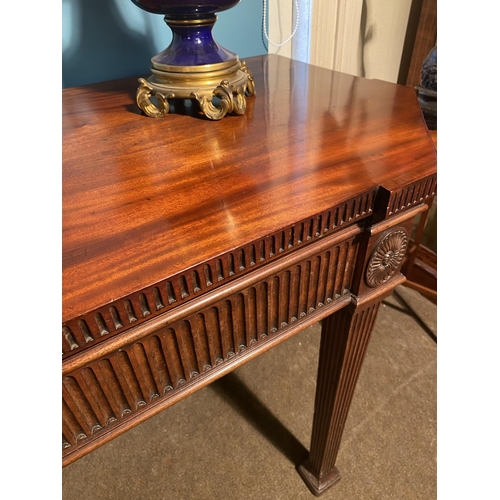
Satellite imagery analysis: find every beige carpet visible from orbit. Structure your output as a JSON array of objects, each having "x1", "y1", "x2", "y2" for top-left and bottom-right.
[{"x1": 62, "y1": 285, "x2": 436, "y2": 500}]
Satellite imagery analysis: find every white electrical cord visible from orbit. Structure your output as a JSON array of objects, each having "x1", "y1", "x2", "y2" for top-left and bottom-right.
[{"x1": 262, "y1": 0, "x2": 300, "y2": 47}]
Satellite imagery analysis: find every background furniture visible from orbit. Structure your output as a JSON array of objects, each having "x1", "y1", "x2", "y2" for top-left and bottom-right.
[
  {"x1": 62, "y1": 54, "x2": 436, "y2": 495},
  {"x1": 398, "y1": 0, "x2": 437, "y2": 303}
]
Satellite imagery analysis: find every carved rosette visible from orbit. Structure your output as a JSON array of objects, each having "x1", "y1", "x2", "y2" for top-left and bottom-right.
[{"x1": 365, "y1": 229, "x2": 408, "y2": 287}]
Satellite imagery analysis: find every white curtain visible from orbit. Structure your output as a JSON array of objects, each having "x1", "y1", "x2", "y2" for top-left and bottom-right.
[
  {"x1": 267, "y1": 0, "x2": 311, "y2": 63},
  {"x1": 268, "y1": 0, "x2": 412, "y2": 84}
]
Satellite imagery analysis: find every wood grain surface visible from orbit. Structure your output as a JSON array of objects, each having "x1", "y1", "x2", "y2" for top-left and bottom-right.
[{"x1": 63, "y1": 55, "x2": 436, "y2": 325}]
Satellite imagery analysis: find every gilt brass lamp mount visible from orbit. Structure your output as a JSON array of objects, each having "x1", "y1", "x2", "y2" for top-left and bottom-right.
[{"x1": 132, "y1": 1, "x2": 255, "y2": 120}]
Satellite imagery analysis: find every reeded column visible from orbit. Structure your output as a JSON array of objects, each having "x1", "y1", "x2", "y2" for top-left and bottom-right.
[
  {"x1": 297, "y1": 298, "x2": 383, "y2": 496},
  {"x1": 296, "y1": 204, "x2": 423, "y2": 495}
]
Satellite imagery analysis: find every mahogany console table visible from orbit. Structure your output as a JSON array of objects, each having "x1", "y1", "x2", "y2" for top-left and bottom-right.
[{"x1": 62, "y1": 54, "x2": 436, "y2": 496}]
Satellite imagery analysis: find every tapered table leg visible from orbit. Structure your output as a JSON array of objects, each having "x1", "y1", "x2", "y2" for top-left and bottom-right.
[{"x1": 297, "y1": 298, "x2": 382, "y2": 496}]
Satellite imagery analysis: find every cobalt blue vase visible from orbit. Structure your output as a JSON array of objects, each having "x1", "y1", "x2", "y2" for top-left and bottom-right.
[
  {"x1": 132, "y1": 0, "x2": 241, "y2": 67},
  {"x1": 131, "y1": 0, "x2": 240, "y2": 16},
  {"x1": 132, "y1": 0, "x2": 255, "y2": 120}
]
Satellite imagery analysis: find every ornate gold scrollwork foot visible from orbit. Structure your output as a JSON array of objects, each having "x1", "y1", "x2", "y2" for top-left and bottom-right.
[
  {"x1": 233, "y1": 87, "x2": 247, "y2": 115},
  {"x1": 192, "y1": 79, "x2": 247, "y2": 121},
  {"x1": 136, "y1": 78, "x2": 173, "y2": 118},
  {"x1": 240, "y1": 61, "x2": 256, "y2": 97},
  {"x1": 136, "y1": 60, "x2": 255, "y2": 120}
]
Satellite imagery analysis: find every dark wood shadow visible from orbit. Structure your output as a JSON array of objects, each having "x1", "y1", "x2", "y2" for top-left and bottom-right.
[{"x1": 209, "y1": 371, "x2": 309, "y2": 466}]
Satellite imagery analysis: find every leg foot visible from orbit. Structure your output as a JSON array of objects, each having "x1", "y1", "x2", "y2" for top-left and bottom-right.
[{"x1": 297, "y1": 462, "x2": 340, "y2": 497}]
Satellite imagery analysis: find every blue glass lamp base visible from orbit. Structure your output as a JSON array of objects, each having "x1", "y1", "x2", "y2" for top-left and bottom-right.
[
  {"x1": 135, "y1": 14, "x2": 256, "y2": 120},
  {"x1": 154, "y1": 15, "x2": 238, "y2": 68}
]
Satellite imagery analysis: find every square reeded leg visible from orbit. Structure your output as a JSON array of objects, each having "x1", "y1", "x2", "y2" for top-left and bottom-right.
[{"x1": 298, "y1": 300, "x2": 383, "y2": 496}]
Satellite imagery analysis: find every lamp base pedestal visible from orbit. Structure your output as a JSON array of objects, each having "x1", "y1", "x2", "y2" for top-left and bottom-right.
[{"x1": 136, "y1": 59, "x2": 255, "y2": 120}]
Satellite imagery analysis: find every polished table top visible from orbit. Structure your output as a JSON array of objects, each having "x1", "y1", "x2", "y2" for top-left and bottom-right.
[
  {"x1": 63, "y1": 55, "x2": 436, "y2": 330},
  {"x1": 62, "y1": 56, "x2": 437, "y2": 492}
]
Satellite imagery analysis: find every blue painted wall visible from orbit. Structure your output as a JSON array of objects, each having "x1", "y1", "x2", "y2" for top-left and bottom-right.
[{"x1": 62, "y1": 0, "x2": 266, "y2": 88}]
